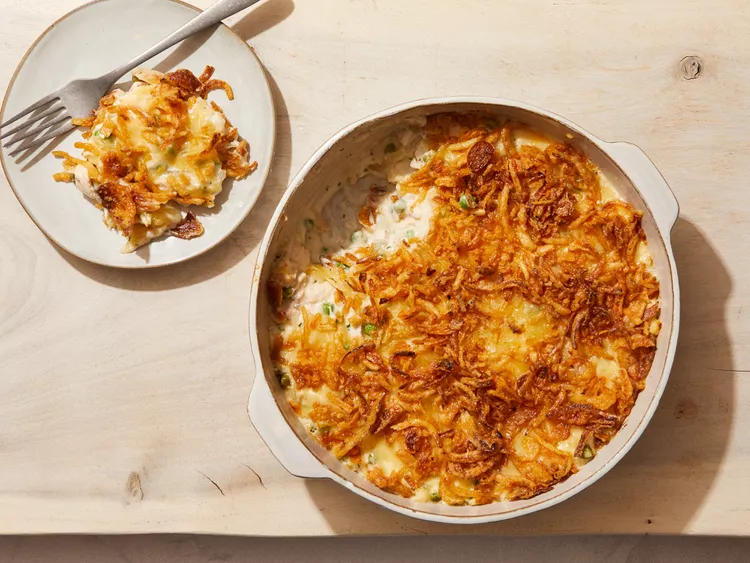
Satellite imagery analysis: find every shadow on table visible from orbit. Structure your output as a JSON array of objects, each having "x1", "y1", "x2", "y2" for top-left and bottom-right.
[
  {"x1": 58, "y1": 3, "x2": 296, "y2": 291},
  {"x1": 232, "y1": 0, "x2": 295, "y2": 41},
  {"x1": 305, "y1": 217, "x2": 735, "y2": 535}
]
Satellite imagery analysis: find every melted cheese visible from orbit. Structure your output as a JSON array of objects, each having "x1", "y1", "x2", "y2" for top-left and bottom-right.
[
  {"x1": 556, "y1": 426, "x2": 584, "y2": 455},
  {"x1": 479, "y1": 296, "x2": 554, "y2": 378},
  {"x1": 103, "y1": 85, "x2": 229, "y2": 199},
  {"x1": 501, "y1": 459, "x2": 522, "y2": 477},
  {"x1": 514, "y1": 127, "x2": 552, "y2": 150},
  {"x1": 594, "y1": 356, "x2": 621, "y2": 385},
  {"x1": 361, "y1": 437, "x2": 404, "y2": 476},
  {"x1": 296, "y1": 386, "x2": 334, "y2": 417}
]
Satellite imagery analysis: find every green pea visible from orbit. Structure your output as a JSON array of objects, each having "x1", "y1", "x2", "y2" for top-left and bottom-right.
[
  {"x1": 429, "y1": 492, "x2": 441, "y2": 502},
  {"x1": 276, "y1": 370, "x2": 291, "y2": 389},
  {"x1": 282, "y1": 287, "x2": 294, "y2": 299},
  {"x1": 581, "y1": 445, "x2": 595, "y2": 460},
  {"x1": 363, "y1": 323, "x2": 377, "y2": 336},
  {"x1": 459, "y1": 194, "x2": 476, "y2": 210}
]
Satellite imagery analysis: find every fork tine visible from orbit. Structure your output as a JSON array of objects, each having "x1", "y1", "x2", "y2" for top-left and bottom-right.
[
  {"x1": 4, "y1": 114, "x2": 71, "y2": 151},
  {"x1": 3, "y1": 113, "x2": 70, "y2": 148},
  {"x1": 0, "y1": 92, "x2": 59, "y2": 130},
  {"x1": 0, "y1": 103, "x2": 65, "y2": 140},
  {"x1": 8, "y1": 122, "x2": 76, "y2": 157}
]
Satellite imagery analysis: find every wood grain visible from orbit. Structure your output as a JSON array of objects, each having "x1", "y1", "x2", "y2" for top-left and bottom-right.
[{"x1": 0, "y1": 0, "x2": 748, "y2": 536}]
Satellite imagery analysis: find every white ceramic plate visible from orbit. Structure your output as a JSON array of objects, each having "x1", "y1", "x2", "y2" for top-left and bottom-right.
[{"x1": 0, "y1": 0, "x2": 275, "y2": 268}]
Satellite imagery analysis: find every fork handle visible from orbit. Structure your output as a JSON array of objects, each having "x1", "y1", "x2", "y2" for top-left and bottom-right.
[{"x1": 104, "y1": 0, "x2": 263, "y2": 83}]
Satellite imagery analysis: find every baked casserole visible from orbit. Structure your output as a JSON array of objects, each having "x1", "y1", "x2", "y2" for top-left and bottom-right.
[{"x1": 267, "y1": 114, "x2": 661, "y2": 505}]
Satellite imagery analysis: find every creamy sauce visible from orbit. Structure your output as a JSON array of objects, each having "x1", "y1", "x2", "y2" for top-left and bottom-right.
[
  {"x1": 557, "y1": 427, "x2": 584, "y2": 455},
  {"x1": 413, "y1": 477, "x2": 441, "y2": 502},
  {"x1": 360, "y1": 436, "x2": 405, "y2": 476}
]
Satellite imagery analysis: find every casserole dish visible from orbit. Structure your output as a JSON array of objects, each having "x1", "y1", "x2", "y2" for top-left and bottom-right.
[{"x1": 248, "y1": 97, "x2": 679, "y2": 523}]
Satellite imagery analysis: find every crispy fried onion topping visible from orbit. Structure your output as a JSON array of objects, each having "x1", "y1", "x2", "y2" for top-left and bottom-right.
[{"x1": 271, "y1": 114, "x2": 661, "y2": 505}]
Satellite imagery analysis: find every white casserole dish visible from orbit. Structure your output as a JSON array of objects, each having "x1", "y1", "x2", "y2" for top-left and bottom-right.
[{"x1": 247, "y1": 97, "x2": 680, "y2": 524}]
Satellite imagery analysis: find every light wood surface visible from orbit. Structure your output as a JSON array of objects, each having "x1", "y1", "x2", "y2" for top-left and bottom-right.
[
  {"x1": 4, "y1": 535, "x2": 750, "y2": 563},
  {"x1": 0, "y1": 0, "x2": 748, "y2": 536}
]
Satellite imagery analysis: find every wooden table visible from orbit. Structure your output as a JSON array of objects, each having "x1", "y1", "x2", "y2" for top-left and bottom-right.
[{"x1": 0, "y1": 0, "x2": 747, "y2": 536}]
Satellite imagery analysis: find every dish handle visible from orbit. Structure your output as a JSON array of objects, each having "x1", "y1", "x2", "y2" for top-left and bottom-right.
[
  {"x1": 604, "y1": 141, "x2": 680, "y2": 235},
  {"x1": 248, "y1": 378, "x2": 329, "y2": 479}
]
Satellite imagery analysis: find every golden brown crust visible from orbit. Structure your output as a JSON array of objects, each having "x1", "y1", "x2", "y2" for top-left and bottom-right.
[
  {"x1": 272, "y1": 116, "x2": 661, "y2": 505},
  {"x1": 165, "y1": 68, "x2": 203, "y2": 98},
  {"x1": 170, "y1": 211, "x2": 204, "y2": 239},
  {"x1": 97, "y1": 182, "x2": 136, "y2": 235},
  {"x1": 165, "y1": 66, "x2": 235, "y2": 101}
]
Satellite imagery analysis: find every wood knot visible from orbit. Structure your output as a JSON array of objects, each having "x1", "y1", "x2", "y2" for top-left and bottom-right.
[
  {"x1": 125, "y1": 471, "x2": 144, "y2": 501},
  {"x1": 680, "y1": 56, "x2": 703, "y2": 80}
]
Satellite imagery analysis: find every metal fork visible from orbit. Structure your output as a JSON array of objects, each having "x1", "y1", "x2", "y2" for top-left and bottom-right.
[{"x1": 1, "y1": 0, "x2": 261, "y2": 157}]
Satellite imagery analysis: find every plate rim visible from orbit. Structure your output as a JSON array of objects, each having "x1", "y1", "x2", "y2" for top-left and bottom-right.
[{"x1": 0, "y1": 0, "x2": 276, "y2": 269}]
